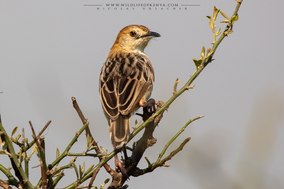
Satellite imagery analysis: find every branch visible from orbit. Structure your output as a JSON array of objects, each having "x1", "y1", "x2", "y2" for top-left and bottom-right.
[
  {"x1": 0, "y1": 164, "x2": 19, "y2": 186},
  {"x1": 0, "y1": 117, "x2": 34, "y2": 189},
  {"x1": 49, "y1": 122, "x2": 89, "y2": 168},
  {"x1": 29, "y1": 122, "x2": 50, "y2": 188},
  {"x1": 159, "y1": 137, "x2": 190, "y2": 166},
  {"x1": 67, "y1": 152, "x2": 104, "y2": 157},
  {"x1": 62, "y1": 98, "x2": 121, "y2": 189},
  {"x1": 107, "y1": 101, "x2": 165, "y2": 188},
  {"x1": 72, "y1": 97, "x2": 115, "y2": 176},
  {"x1": 153, "y1": 116, "x2": 203, "y2": 169},
  {"x1": 21, "y1": 128, "x2": 29, "y2": 178},
  {"x1": 130, "y1": 116, "x2": 203, "y2": 177},
  {"x1": 64, "y1": 148, "x2": 123, "y2": 189},
  {"x1": 0, "y1": 179, "x2": 12, "y2": 189},
  {"x1": 0, "y1": 1, "x2": 243, "y2": 189},
  {"x1": 131, "y1": 138, "x2": 190, "y2": 176},
  {"x1": 52, "y1": 171, "x2": 64, "y2": 188},
  {"x1": 88, "y1": 165, "x2": 101, "y2": 189},
  {"x1": 21, "y1": 120, "x2": 51, "y2": 153},
  {"x1": 107, "y1": 1, "x2": 243, "y2": 187}
]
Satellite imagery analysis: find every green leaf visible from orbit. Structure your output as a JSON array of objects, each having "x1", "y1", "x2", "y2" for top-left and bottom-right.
[
  {"x1": 56, "y1": 148, "x2": 60, "y2": 159},
  {"x1": 219, "y1": 10, "x2": 230, "y2": 20},
  {"x1": 220, "y1": 20, "x2": 230, "y2": 23},
  {"x1": 99, "y1": 183, "x2": 105, "y2": 189},
  {"x1": 145, "y1": 157, "x2": 152, "y2": 167},
  {"x1": 0, "y1": 137, "x2": 5, "y2": 148},
  {"x1": 104, "y1": 178, "x2": 110, "y2": 184},
  {"x1": 100, "y1": 146, "x2": 108, "y2": 154},
  {"x1": 206, "y1": 48, "x2": 211, "y2": 56},
  {"x1": 0, "y1": 151, "x2": 6, "y2": 154},
  {"x1": 206, "y1": 16, "x2": 214, "y2": 30},
  {"x1": 81, "y1": 162, "x2": 85, "y2": 176},
  {"x1": 27, "y1": 144, "x2": 37, "y2": 160},
  {"x1": 209, "y1": 21, "x2": 214, "y2": 30},
  {"x1": 224, "y1": 30, "x2": 233, "y2": 35},
  {"x1": 11, "y1": 126, "x2": 18, "y2": 137},
  {"x1": 4, "y1": 150, "x2": 11, "y2": 157},
  {"x1": 83, "y1": 164, "x2": 94, "y2": 177},
  {"x1": 231, "y1": 15, "x2": 239, "y2": 24},
  {"x1": 79, "y1": 164, "x2": 83, "y2": 179},
  {"x1": 31, "y1": 144, "x2": 37, "y2": 155},
  {"x1": 71, "y1": 157, "x2": 77, "y2": 163},
  {"x1": 213, "y1": 6, "x2": 219, "y2": 21},
  {"x1": 89, "y1": 146, "x2": 98, "y2": 151},
  {"x1": 73, "y1": 162, "x2": 79, "y2": 180},
  {"x1": 216, "y1": 27, "x2": 221, "y2": 36},
  {"x1": 193, "y1": 59, "x2": 202, "y2": 67},
  {"x1": 200, "y1": 46, "x2": 205, "y2": 60},
  {"x1": 15, "y1": 134, "x2": 21, "y2": 142},
  {"x1": 206, "y1": 15, "x2": 212, "y2": 21},
  {"x1": 87, "y1": 134, "x2": 93, "y2": 150}
]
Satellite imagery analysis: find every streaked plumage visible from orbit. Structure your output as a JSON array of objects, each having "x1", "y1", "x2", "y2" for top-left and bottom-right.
[{"x1": 99, "y1": 25, "x2": 160, "y2": 171}]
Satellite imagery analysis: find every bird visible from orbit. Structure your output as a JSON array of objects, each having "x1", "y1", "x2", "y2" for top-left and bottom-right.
[{"x1": 99, "y1": 25, "x2": 160, "y2": 173}]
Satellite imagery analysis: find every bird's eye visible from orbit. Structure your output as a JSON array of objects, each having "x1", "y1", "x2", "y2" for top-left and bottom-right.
[{"x1": 130, "y1": 31, "x2": 136, "y2": 37}]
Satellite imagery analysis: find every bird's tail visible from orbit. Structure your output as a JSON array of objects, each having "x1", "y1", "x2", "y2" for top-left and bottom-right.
[{"x1": 109, "y1": 114, "x2": 130, "y2": 148}]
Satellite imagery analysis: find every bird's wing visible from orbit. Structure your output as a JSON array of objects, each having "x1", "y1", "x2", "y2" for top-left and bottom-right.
[{"x1": 99, "y1": 52, "x2": 154, "y2": 120}]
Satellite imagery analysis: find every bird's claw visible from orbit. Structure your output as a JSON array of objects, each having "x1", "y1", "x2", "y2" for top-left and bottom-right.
[{"x1": 115, "y1": 155, "x2": 128, "y2": 176}]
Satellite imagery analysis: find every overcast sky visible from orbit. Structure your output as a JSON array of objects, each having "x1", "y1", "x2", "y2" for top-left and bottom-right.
[{"x1": 1, "y1": 0, "x2": 284, "y2": 188}]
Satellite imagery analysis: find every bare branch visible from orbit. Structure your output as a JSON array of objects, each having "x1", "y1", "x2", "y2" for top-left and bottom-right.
[
  {"x1": 37, "y1": 120, "x2": 51, "y2": 139},
  {"x1": 72, "y1": 97, "x2": 116, "y2": 176},
  {"x1": 88, "y1": 165, "x2": 101, "y2": 189},
  {"x1": 0, "y1": 179, "x2": 12, "y2": 189}
]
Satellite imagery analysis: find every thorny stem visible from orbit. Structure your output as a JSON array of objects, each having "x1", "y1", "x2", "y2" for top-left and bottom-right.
[
  {"x1": 0, "y1": 164, "x2": 19, "y2": 186},
  {"x1": 67, "y1": 152, "x2": 104, "y2": 157},
  {"x1": 0, "y1": 1, "x2": 243, "y2": 188},
  {"x1": 0, "y1": 121, "x2": 35, "y2": 189},
  {"x1": 153, "y1": 116, "x2": 203, "y2": 168},
  {"x1": 128, "y1": 0, "x2": 243, "y2": 143},
  {"x1": 64, "y1": 148, "x2": 121, "y2": 189},
  {"x1": 50, "y1": 122, "x2": 89, "y2": 168}
]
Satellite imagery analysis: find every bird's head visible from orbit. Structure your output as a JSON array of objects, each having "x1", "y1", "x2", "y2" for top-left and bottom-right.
[{"x1": 111, "y1": 25, "x2": 160, "y2": 53}]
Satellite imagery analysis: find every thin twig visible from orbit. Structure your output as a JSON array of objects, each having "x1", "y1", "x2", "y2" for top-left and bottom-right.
[
  {"x1": 67, "y1": 153, "x2": 104, "y2": 157},
  {"x1": 29, "y1": 122, "x2": 40, "y2": 147},
  {"x1": 72, "y1": 97, "x2": 115, "y2": 176},
  {"x1": 173, "y1": 78, "x2": 180, "y2": 95},
  {"x1": 37, "y1": 120, "x2": 51, "y2": 139},
  {"x1": 21, "y1": 128, "x2": 25, "y2": 143},
  {"x1": 39, "y1": 137, "x2": 47, "y2": 189},
  {"x1": 0, "y1": 179, "x2": 12, "y2": 189},
  {"x1": 49, "y1": 122, "x2": 89, "y2": 168},
  {"x1": 159, "y1": 137, "x2": 191, "y2": 166},
  {"x1": 154, "y1": 116, "x2": 204, "y2": 167},
  {"x1": 22, "y1": 128, "x2": 29, "y2": 178},
  {"x1": 64, "y1": 148, "x2": 122, "y2": 189},
  {"x1": 29, "y1": 122, "x2": 50, "y2": 188},
  {"x1": 88, "y1": 165, "x2": 101, "y2": 189},
  {"x1": 76, "y1": 185, "x2": 89, "y2": 189},
  {"x1": 0, "y1": 119, "x2": 34, "y2": 188},
  {"x1": 53, "y1": 171, "x2": 64, "y2": 188},
  {"x1": 131, "y1": 138, "x2": 191, "y2": 177}
]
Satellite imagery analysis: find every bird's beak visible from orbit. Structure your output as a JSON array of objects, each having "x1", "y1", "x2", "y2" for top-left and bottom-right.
[{"x1": 140, "y1": 31, "x2": 161, "y2": 38}]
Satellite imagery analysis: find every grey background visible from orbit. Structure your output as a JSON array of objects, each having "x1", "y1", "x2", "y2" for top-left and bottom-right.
[{"x1": 1, "y1": 0, "x2": 284, "y2": 188}]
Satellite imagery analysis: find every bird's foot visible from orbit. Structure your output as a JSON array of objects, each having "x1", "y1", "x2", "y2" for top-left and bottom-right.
[
  {"x1": 115, "y1": 155, "x2": 127, "y2": 175},
  {"x1": 139, "y1": 98, "x2": 156, "y2": 113},
  {"x1": 146, "y1": 98, "x2": 156, "y2": 113}
]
